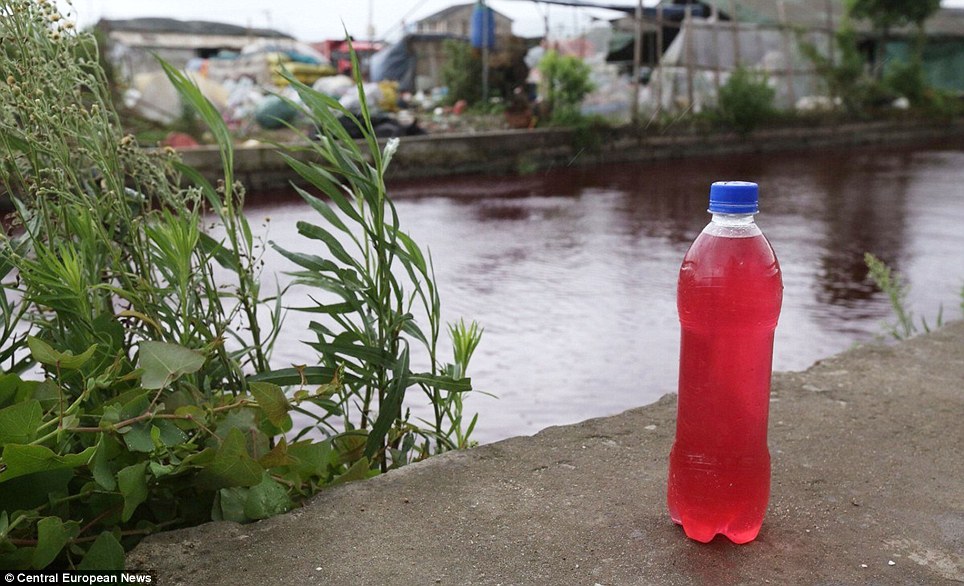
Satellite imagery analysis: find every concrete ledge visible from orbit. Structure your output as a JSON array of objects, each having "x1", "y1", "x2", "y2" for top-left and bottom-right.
[
  {"x1": 174, "y1": 119, "x2": 964, "y2": 191},
  {"x1": 128, "y1": 322, "x2": 964, "y2": 584}
]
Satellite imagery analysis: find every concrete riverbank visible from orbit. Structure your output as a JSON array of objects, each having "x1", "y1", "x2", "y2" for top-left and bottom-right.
[
  {"x1": 128, "y1": 321, "x2": 964, "y2": 585},
  {"x1": 177, "y1": 119, "x2": 964, "y2": 191}
]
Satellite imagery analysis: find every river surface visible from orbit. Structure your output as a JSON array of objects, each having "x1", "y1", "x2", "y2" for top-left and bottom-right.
[{"x1": 242, "y1": 138, "x2": 964, "y2": 444}]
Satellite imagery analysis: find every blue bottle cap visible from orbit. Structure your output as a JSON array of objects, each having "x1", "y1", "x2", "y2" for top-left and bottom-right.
[{"x1": 708, "y1": 181, "x2": 759, "y2": 214}]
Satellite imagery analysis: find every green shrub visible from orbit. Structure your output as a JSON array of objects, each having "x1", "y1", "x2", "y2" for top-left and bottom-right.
[
  {"x1": 0, "y1": 1, "x2": 479, "y2": 569},
  {"x1": 884, "y1": 59, "x2": 927, "y2": 105},
  {"x1": 538, "y1": 51, "x2": 594, "y2": 121},
  {"x1": 442, "y1": 39, "x2": 483, "y2": 106},
  {"x1": 716, "y1": 67, "x2": 776, "y2": 135},
  {"x1": 799, "y1": 24, "x2": 879, "y2": 115}
]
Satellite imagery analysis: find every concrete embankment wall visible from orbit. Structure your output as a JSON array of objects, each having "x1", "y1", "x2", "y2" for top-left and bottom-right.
[
  {"x1": 175, "y1": 119, "x2": 964, "y2": 191},
  {"x1": 129, "y1": 322, "x2": 964, "y2": 584}
]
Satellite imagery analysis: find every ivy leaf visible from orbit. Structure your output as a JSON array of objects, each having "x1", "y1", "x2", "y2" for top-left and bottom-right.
[
  {"x1": 285, "y1": 440, "x2": 334, "y2": 482},
  {"x1": 27, "y1": 337, "x2": 97, "y2": 370},
  {"x1": 0, "y1": 445, "x2": 95, "y2": 483},
  {"x1": 0, "y1": 400, "x2": 42, "y2": 444},
  {"x1": 249, "y1": 382, "x2": 289, "y2": 427},
  {"x1": 154, "y1": 420, "x2": 189, "y2": 447},
  {"x1": 258, "y1": 438, "x2": 292, "y2": 469},
  {"x1": 197, "y1": 428, "x2": 263, "y2": 490},
  {"x1": 137, "y1": 341, "x2": 205, "y2": 390},
  {"x1": 91, "y1": 437, "x2": 117, "y2": 491},
  {"x1": 243, "y1": 472, "x2": 292, "y2": 520},
  {"x1": 330, "y1": 456, "x2": 372, "y2": 486},
  {"x1": 77, "y1": 531, "x2": 125, "y2": 570},
  {"x1": 0, "y1": 373, "x2": 37, "y2": 409},
  {"x1": 117, "y1": 461, "x2": 149, "y2": 522},
  {"x1": 213, "y1": 487, "x2": 249, "y2": 523},
  {"x1": 120, "y1": 422, "x2": 154, "y2": 453},
  {"x1": 32, "y1": 516, "x2": 73, "y2": 568}
]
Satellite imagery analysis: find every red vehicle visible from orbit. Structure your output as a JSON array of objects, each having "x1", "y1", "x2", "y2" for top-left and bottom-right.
[{"x1": 312, "y1": 39, "x2": 384, "y2": 79}]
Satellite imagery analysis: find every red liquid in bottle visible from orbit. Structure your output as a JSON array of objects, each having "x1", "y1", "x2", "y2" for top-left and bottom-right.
[{"x1": 668, "y1": 225, "x2": 783, "y2": 544}]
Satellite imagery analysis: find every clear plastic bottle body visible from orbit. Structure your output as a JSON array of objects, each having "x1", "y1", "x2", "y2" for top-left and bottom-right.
[{"x1": 668, "y1": 212, "x2": 783, "y2": 544}]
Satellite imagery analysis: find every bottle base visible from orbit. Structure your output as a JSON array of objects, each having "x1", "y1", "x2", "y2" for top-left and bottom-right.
[{"x1": 671, "y1": 516, "x2": 761, "y2": 544}]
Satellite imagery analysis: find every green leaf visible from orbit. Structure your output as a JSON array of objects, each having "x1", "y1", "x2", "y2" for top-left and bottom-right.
[
  {"x1": 296, "y1": 222, "x2": 357, "y2": 267},
  {"x1": 243, "y1": 472, "x2": 292, "y2": 520},
  {"x1": 153, "y1": 420, "x2": 189, "y2": 447},
  {"x1": 26, "y1": 337, "x2": 97, "y2": 370},
  {"x1": 31, "y1": 380, "x2": 60, "y2": 412},
  {"x1": 0, "y1": 445, "x2": 95, "y2": 483},
  {"x1": 138, "y1": 341, "x2": 205, "y2": 389},
  {"x1": 0, "y1": 546, "x2": 35, "y2": 571},
  {"x1": 0, "y1": 374, "x2": 37, "y2": 409},
  {"x1": 32, "y1": 516, "x2": 72, "y2": 568},
  {"x1": 365, "y1": 345, "x2": 410, "y2": 460},
  {"x1": 159, "y1": 59, "x2": 234, "y2": 180},
  {"x1": 77, "y1": 531, "x2": 125, "y2": 570},
  {"x1": 197, "y1": 428, "x2": 263, "y2": 490},
  {"x1": 409, "y1": 373, "x2": 472, "y2": 393},
  {"x1": 91, "y1": 437, "x2": 117, "y2": 491},
  {"x1": 197, "y1": 232, "x2": 240, "y2": 271},
  {"x1": 0, "y1": 400, "x2": 42, "y2": 444},
  {"x1": 285, "y1": 440, "x2": 334, "y2": 481},
  {"x1": 258, "y1": 438, "x2": 292, "y2": 469},
  {"x1": 248, "y1": 366, "x2": 345, "y2": 387},
  {"x1": 149, "y1": 461, "x2": 174, "y2": 479},
  {"x1": 118, "y1": 391, "x2": 150, "y2": 421},
  {"x1": 213, "y1": 487, "x2": 249, "y2": 522},
  {"x1": 331, "y1": 456, "x2": 372, "y2": 486},
  {"x1": 211, "y1": 408, "x2": 269, "y2": 456},
  {"x1": 0, "y1": 470, "x2": 72, "y2": 511},
  {"x1": 249, "y1": 382, "x2": 289, "y2": 427},
  {"x1": 117, "y1": 461, "x2": 149, "y2": 522},
  {"x1": 120, "y1": 422, "x2": 155, "y2": 453}
]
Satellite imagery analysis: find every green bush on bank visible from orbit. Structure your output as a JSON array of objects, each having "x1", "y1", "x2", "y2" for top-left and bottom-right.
[
  {"x1": 0, "y1": 0, "x2": 479, "y2": 570},
  {"x1": 715, "y1": 67, "x2": 776, "y2": 135}
]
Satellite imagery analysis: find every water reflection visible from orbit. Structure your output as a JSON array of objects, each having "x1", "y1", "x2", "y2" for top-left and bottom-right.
[
  {"x1": 813, "y1": 148, "x2": 912, "y2": 312},
  {"x1": 243, "y1": 138, "x2": 964, "y2": 443}
]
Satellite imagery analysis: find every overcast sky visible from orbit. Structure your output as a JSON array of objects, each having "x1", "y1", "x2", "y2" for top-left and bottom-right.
[{"x1": 61, "y1": 0, "x2": 964, "y2": 42}]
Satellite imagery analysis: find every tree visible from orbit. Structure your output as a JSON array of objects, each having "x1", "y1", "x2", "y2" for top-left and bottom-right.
[
  {"x1": 538, "y1": 51, "x2": 594, "y2": 119},
  {"x1": 442, "y1": 39, "x2": 483, "y2": 105},
  {"x1": 848, "y1": 0, "x2": 941, "y2": 78}
]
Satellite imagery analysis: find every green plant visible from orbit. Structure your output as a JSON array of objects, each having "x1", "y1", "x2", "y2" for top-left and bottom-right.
[
  {"x1": 864, "y1": 253, "x2": 943, "y2": 340},
  {"x1": 538, "y1": 50, "x2": 594, "y2": 122},
  {"x1": 0, "y1": 2, "x2": 479, "y2": 569},
  {"x1": 442, "y1": 39, "x2": 483, "y2": 106},
  {"x1": 849, "y1": 0, "x2": 941, "y2": 79},
  {"x1": 716, "y1": 67, "x2": 776, "y2": 135},
  {"x1": 252, "y1": 64, "x2": 482, "y2": 466},
  {"x1": 800, "y1": 23, "x2": 879, "y2": 115}
]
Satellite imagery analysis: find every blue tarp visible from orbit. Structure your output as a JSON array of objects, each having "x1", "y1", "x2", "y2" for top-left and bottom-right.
[{"x1": 370, "y1": 33, "x2": 461, "y2": 92}]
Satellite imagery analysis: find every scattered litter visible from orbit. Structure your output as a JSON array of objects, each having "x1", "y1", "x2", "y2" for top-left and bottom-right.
[
  {"x1": 644, "y1": 424, "x2": 657, "y2": 431},
  {"x1": 888, "y1": 560, "x2": 896, "y2": 566},
  {"x1": 860, "y1": 564, "x2": 868, "y2": 568}
]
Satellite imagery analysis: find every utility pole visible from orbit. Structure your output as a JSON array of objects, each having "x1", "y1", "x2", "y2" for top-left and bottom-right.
[
  {"x1": 367, "y1": 0, "x2": 375, "y2": 40},
  {"x1": 631, "y1": 0, "x2": 643, "y2": 124},
  {"x1": 482, "y1": 0, "x2": 490, "y2": 102}
]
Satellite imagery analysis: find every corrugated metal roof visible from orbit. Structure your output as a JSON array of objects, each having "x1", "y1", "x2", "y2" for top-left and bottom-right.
[
  {"x1": 98, "y1": 18, "x2": 292, "y2": 40},
  {"x1": 658, "y1": 1, "x2": 964, "y2": 38}
]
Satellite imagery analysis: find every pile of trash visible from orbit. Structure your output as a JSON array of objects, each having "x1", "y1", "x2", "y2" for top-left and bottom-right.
[{"x1": 121, "y1": 37, "x2": 425, "y2": 139}]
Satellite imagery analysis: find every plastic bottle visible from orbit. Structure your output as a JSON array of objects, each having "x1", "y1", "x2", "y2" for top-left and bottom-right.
[{"x1": 667, "y1": 181, "x2": 783, "y2": 544}]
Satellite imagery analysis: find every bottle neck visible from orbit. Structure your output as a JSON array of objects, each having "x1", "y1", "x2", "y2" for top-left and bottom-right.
[{"x1": 710, "y1": 213, "x2": 757, "y2": 227}]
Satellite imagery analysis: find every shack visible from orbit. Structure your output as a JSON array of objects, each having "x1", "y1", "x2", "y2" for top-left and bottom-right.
[{"x1": 97, "y1": 18, "x2": 293, "y2": 80}]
